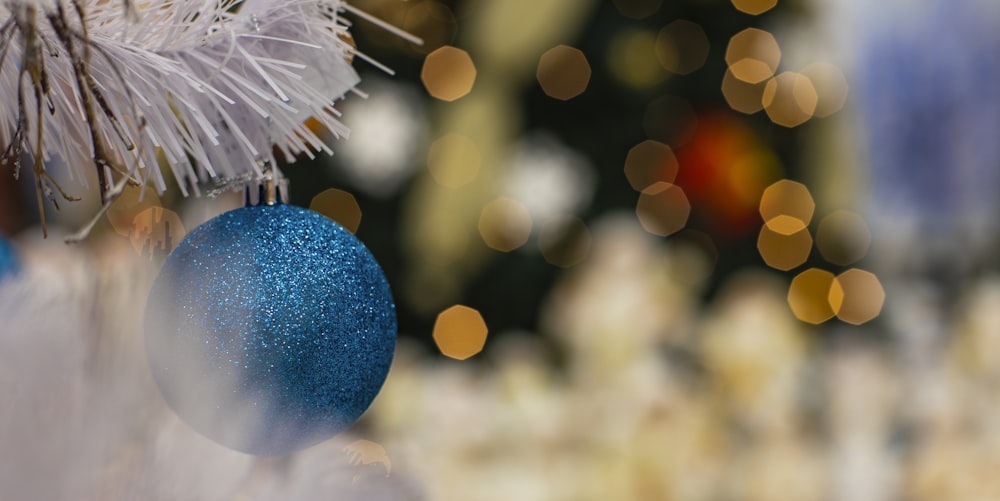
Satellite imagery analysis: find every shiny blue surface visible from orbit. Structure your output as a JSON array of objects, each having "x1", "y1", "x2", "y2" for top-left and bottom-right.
[
  {"x1": 145, "y1": 203, "x2": 396, "y2": 455},
  {"x1": 0, "y1": 237, "x2": 15, "y2": 280}
]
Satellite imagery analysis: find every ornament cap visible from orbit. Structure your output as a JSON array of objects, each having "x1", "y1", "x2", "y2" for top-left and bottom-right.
[{"x1": 245, "y1": 160, "x2": 289, "y2": 207}]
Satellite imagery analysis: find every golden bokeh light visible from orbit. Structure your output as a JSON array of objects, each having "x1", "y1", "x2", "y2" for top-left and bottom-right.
[
  {"x1": 478, "y1": 197, "x2": 533, "y2": 252},
  {"x1": 624, "y1": 140, "x2": 678, "y2": 192},
  {"x1": 310, "y1": 188, "x2": 362, "y2": 234},
  {"x1": 828, "y1": 279, "x2": 844, "y2": 315},
  {"x1": 402, "y1": 1, "x2": 457, "y2": 54},
  {"x1": 107, "y1": 184, "x2": 162, "y2": 237},
  {"x1": 757, "y1": 224, "x2": 812, "y2": 271},
  {"x1": 537, "y1": 45, "x2": 592, "y2": 101},
  {"x1": 612, "y1": 0, "x2": 662, "y2": 19},
  {"x1": 725, "y1": 28, "x2": 781, "y2": 84},
  {"x1": 726, "y1": 148, "x2": 783, "y2": 209},
  {"x1": 635, "y1": 182, "x2": 690, "y2": 237},
  {"x1": 801, "y1": 62, "x2": 849, "y2": 118},
  {"x1": 759, "y1": 179, "x2": 815, "y2": 226},
  {"x1": 342, "y1": 439, "x2": 392, "y2": 477},
  {"x1": 765, "y1": 214, "x2": 808, "y2": 236},
  {"x1": 788, "y1": 268, "x2": 837, "y2": 324},
  {"x1": 721, "y1": 68, "x2": 767, "y2": 114},
  {"x1": 762, "y1": 72, "x2": 818, "y2": 128},
  {"x1": 732, "y1": 0, "x2": 778, "y2": 15},
  {"x1": 608, "y1": 29, "x2": 669, "y2": 88},
  {"x1": 831, "y1": 269, "x2": 885, "y2": 325},
  {"x1": 433, "y1": 305, "x2": 489, "y2": 360},
  {"x1": 655, "y1": 20, "x2": 710, "y2": 75},
  {"x1": 130, "y1": 206, "x2": 185, "y2": 257},
  {"x1": 427, "y1": 133, "x2": 481, "y2": 188},
  {"x1": 421, "y1": 46, "x2": 477, "y2": 102},
  {"x1": 816, "y1": 210, "x2": 872, "y2": 266},
  {"x1": 537, "y1": 216, "x2": 591, "y2": 268}
]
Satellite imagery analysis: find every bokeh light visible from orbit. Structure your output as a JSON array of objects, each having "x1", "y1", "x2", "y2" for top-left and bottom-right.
[
  {"x1": 130, "y1": 207, "x2": 185, "y2": 257},
  {"x1": 655, "y1": 20, "x2": 710, "y2": 75},
  {"x1": 433, "y1": 305, "x2": 489, "y2": 360},
  {"x1": 635, "y1": 182, "x2": 690, "y2": 237},
  {"x1": 342, "y1": 439, "x2": 392, "y2": 477},
  {"x1": 732, "y1": 0, "x2": 777, "y2": 15},
  {"x1": 107, "y1": 184, "x2": 162, "y2": 237},
  {"x1": 762, "y1": 71, "x2": 818, "y2": 127},
  {"x1": 757, "y1": 224, "x2": 812, "y2": 271},
  {"x1": 674, "y1": 112, "x2": 781, "y2": 237},
  {"x1": 310, "y1": 188, "x2": 363, "y2": 234},
  {"x1": 831, "y1": 269, "x2": 885, "y2": 325},
  {"x1": 478, "y1": 197, "x2": 533, "y2": 252},
  {"x1": 537, "y1": 216, "x2": 591, "y2": 268},
  {"x1": 608, "y1": 29, "x2": 669, "y2": 88},
  {"x1": 502, "y1": 132, "x2": 595, "y2": 226},
  {"x1": 427, "y1": 133, "x2": 481, "y2": 188},
  {"x1": 759, "y1": 179, "x2": 815, "y2": 228},
  {"x1": 624, "y1": 140, "x2": 678, "y2": 192},
  {"x1": 788, "y1": 268, "x2": 837, "y2": 324},
  {"x1": 421, "y1": 46, "x2": 477, "y2": 101},
  {"x1": 721, "y1": 68, "x2": 767, "y2": 114},
  {"x1": 725, "y1": 28, "x2": 781, "y2": 84},
  {"x1": 402, "y1": 1, "x2": 458, "y2": 54},
  {"x1": 816, "y1": 210, "x2": 871, "y2": 266},
  {"x1": 800, "y1": 62, "x2": 849, "y2": 118},
  {"x1": 537, "y1": 45, "x2": 591, "y2": 101},
  {"x1": 337, "y1": 79, "x2": 426, "y2": 198},
  {"x1": 765, "y1": 214, "x2": 807, "y2": 236}
]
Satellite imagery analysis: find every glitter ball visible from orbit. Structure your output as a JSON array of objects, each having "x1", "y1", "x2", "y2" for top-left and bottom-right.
[{"x1": 145, "y1": 203, "x2": 396, "y2": 455}]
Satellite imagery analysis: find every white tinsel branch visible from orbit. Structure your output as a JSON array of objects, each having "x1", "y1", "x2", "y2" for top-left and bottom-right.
[{"x1": 0, "y1": 0, "x2": 414, "y2": 237}]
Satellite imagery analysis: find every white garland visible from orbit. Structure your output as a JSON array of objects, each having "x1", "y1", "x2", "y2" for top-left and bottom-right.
[{"x1": 0, "y1": 0, "x2": 407, "y2": 236}]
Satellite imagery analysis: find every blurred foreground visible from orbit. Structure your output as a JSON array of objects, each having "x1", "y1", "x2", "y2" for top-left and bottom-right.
[{"x1": 2, "y1": 215, "x2": 999, "y2": 500}]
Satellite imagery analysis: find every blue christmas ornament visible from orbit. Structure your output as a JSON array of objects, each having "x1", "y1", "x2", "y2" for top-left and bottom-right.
[
  {"x1": 145, "y1": 201, "x2": 396, "y2": 456},
  {"x1": 0, "y1": 236, "x2": 18, "y2": 281}
]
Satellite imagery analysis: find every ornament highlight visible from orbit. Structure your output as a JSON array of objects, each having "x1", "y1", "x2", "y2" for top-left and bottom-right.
[{"x1": 145, "y1": 202, "x2": 396, "y2": 455}]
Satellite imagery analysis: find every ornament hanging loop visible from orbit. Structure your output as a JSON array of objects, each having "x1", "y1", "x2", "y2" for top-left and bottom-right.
[{"x1": 245, "y1": 159, "x2": 288, "y2": 207}]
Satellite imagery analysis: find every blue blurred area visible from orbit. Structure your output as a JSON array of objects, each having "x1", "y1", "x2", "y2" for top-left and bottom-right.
[{"x1": 858, "y1": 1, "x2": 1000, "y2": 243}]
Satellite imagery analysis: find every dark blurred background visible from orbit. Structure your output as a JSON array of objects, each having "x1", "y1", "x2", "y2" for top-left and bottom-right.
[{"x1": 286, "y1": 0, "x2": 843, "y2": 346}]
